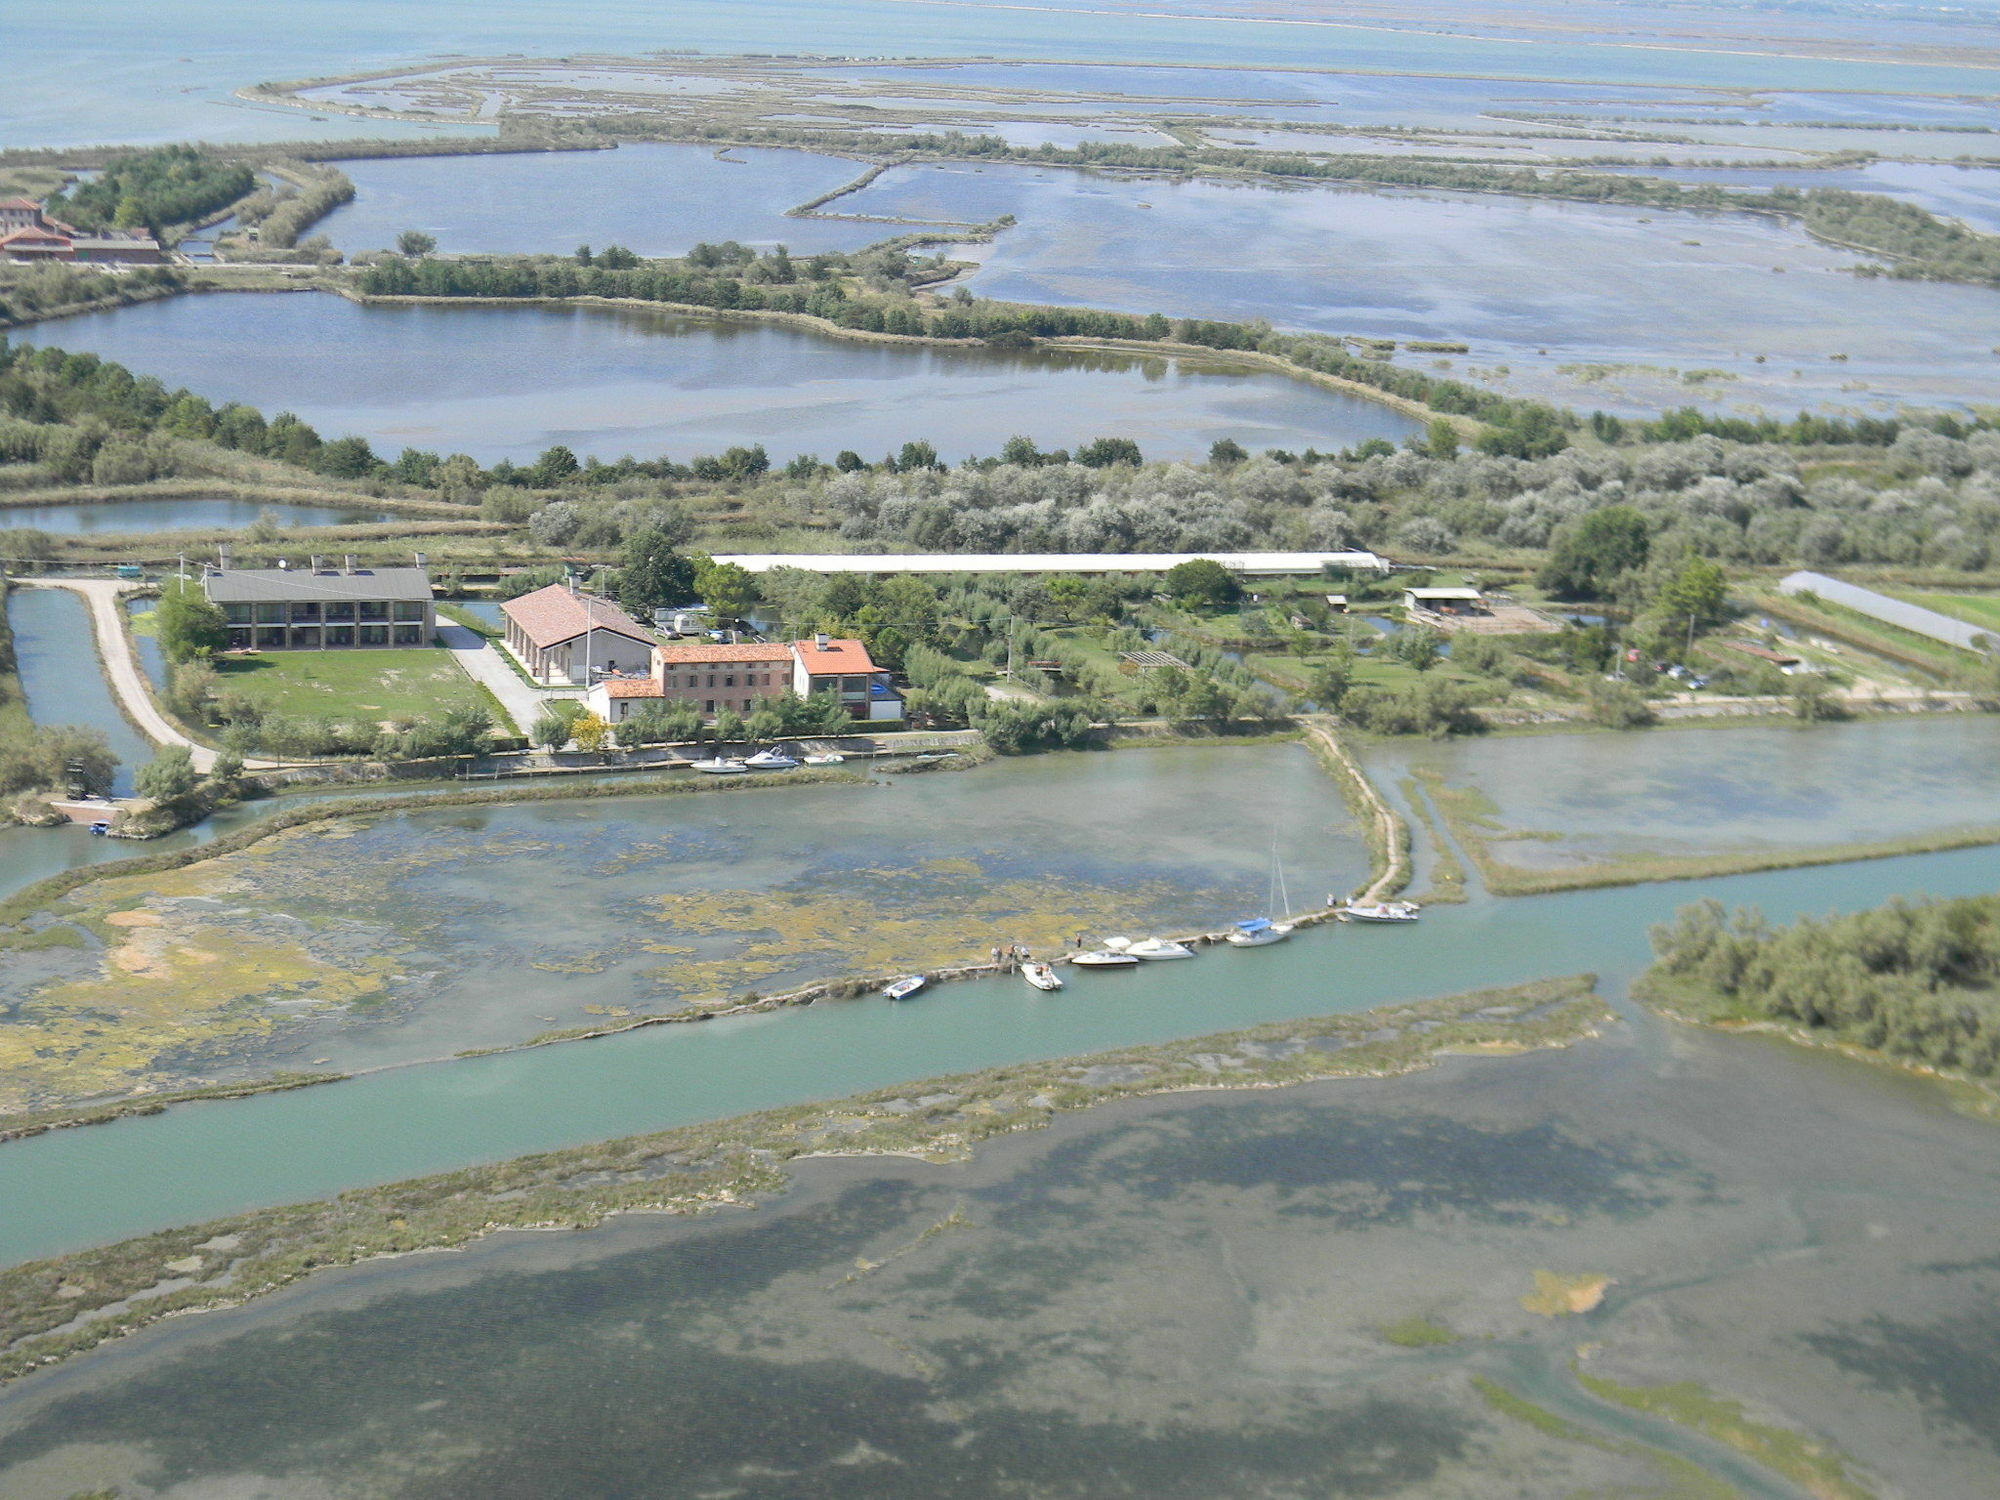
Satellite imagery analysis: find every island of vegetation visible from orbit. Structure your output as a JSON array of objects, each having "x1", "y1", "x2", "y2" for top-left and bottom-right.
[{"x1": 1640, "y1": 892, "x2": 2000, "y2": 1112}]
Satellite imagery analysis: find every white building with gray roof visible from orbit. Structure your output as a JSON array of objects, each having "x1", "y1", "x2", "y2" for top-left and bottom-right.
[
  {"x1": 203, "y1": 558, "x2": 434, "y2": 652},
  {"x1": 1777, "y1": 571, "x2": 1996, "y2": 656}
]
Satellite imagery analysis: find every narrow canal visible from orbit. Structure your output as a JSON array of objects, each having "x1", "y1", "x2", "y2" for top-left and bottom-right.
[{"x1": 0, "y1": 839, "x2": 1994, "y2": 1267}]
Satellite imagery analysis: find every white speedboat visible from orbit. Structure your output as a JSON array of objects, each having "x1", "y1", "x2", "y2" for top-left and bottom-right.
[
  {"x1": 1071, "y1": 950, "x2": 1139, "y2": 969},
  {"x1": 1341, "y1": 901, "x2": 1421, "y2": 924},
  {"x1": 744, "y1": 749, "x2": 801, "y2": 770},
  {"x1": 1023, "y1": 962, "x2": 1063, "y2": 992},
  {"x1": 693, "y1": 758, "x2": 748, "y2": 775},
  {"x1": 1127, "y1": 937, "x2": 1197, "y2": 960},
  {"x1": 883, "y1": 974, "x2": 927, "y2": 1000},
  {"x1": 802, "y1": 753, "x2": 845, "y2": 765},
  {"x1": 1225, "y1": 917, "x2": 1293, "y2": 947}
]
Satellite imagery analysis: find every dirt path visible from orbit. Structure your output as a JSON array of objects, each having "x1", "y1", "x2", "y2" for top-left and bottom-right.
[
  {"x1": 1303, "y1": 716, "x2": 1408, "y2": 903},
  {"x1": 16, "y1": 578, "x2": 284, "y2": 773}
]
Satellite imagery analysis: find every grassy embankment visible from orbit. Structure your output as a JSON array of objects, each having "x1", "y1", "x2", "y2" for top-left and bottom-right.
[
  {"x1": 0, "y1": 974, "x2": 1608, "y2": 1384},
  {"x1": 1410, "y1": 763, "x2": 2000, "y2": 898}
]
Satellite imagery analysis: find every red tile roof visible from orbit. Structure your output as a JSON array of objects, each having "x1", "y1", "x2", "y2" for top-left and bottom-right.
[
  {"x1": 791, "y1": 637, "x2": 878, "y2": 676},
  {"x1": 602, "y1": 677, "x2": 664, "y2": 699},
  {"x1": 500, "y1": 585, "x2": 654, "y2": 650},
  {"x1": 653, "y1": 642, "x2": 792, "y2": 665}
]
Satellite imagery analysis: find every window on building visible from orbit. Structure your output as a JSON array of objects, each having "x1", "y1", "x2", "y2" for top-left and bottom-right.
[
  {"x1": 704, "y1": 700, "x2": 715, "y2": 714},
  {"x1": 393, "y1": 624, "x2": 422, "y2": 646},
  {"x1": 358, "y1": 601, "x2": 389, "y2": 621},
  {"x1": 359, "y1": 624, "x2": 390, "y2": 646},
  {"x1": 254, "y1": 602, "x2": 284, "y2": 624},
  {"x1": 326, "y1": 625, "x2": 355, "y2": 647},
  {"x1": 724, "y1": 674, "x2": 736, "y2": 688},
  {"x1": 290, "y1": 601, "x2": 321, "y2": 622},
  {"x1": 706, "y1": 673, "x2": 716, "y2": 688},
  {"x1": 227, "y1": 627, "x2": 253, "y2": 650},
  {"x1": 393, "y1": 602, "x2": 424, "y2": 622},
  {"x1": 326, "y1": 602, "x2": 355, "y2": 621},
  {"x1": 290, "y1": 627, "x2": 321, "y2": 649},
  {"x1": 255, "y1": 626, "x2": 286, "y2": 649},
  {"x1": 222, "y1": 603, "x2": 251, "y2": 624}
]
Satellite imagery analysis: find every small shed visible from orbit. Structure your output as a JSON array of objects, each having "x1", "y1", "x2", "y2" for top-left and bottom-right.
[{"x1": 1119, "y1": 650, "x2": 1191, "y2": 672}]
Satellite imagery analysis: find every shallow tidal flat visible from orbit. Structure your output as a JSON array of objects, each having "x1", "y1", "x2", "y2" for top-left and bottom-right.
[
  {"x1": 0, "y1": 745, "x2": 1367, "y2": 1117},
  {"x1": 1383, "y1": 717, "x2": 2000, "y2": 892},
  {"x1": 5, "y1": 983, "x2": 1998, "y2": 1498},
  {"x1": 842, "y1": 161, "x2": 2000, "y2": 418},
  {"x1": 13, "y1": 294, "x2": 1417, "y2": 464}
]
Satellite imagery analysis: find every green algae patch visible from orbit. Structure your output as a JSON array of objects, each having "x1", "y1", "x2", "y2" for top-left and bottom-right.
[
  {"x1": 1575, "y1": 1373, "x2": 1878, "y2": 1500},
  {"x1": 1379, "y1": 1315, "x2": 1460, "y2": 1348},
  {"x1": 0, "y1": 974, "x2": 1608, "y2": 1385},
  {"x1": 0, "y1": 848, "x2": 417, "y2": 1116},
  {"x1": 643, "y1": 862, "x2": 1201, "y2": 1003}
]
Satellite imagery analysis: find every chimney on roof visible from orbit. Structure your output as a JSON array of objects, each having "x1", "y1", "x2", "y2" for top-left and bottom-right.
[
  {"x1": 344, "y1": 554, "x2": 358, "y2": 573},
  {"x1": 413, "y1": 550, "x2": 427, "y2": 568},
  {"x1": 217, "y1": 544, "x2": 231, "y2": 571},
  {"x1": 310, "y1": 554, "x2": 323, "y2": 572},
  {"x1": 814, "y1": 633, "x2": 830, "y2": 650}
]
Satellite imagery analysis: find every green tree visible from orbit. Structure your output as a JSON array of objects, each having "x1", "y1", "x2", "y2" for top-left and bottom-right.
[
  {"x1": 1654, "y1": 555, "x2": 1729, "y2": 635},
  {"x1": 1426, "y1": 420, "x2": 1460, "y2": 459},
  {"x1": 1537, "y1": 506, "x2": 1650, "y2": 600},
  {"x1": 1075, "y1": 436, "x2": 1143, "y2": 468},
  {"x1": 1391, "y1": 624, "x2": 1444, "y2": 673},
  {"x1": 1161, "y1": 558, "x2": 1241, "y2": 607},
  {"x1": 531, "y1": 711, "x2": 574, "y2": 751},
  {"x1": 712, "y1": 707, "x2": 745, "y2": 746},
  {"x1": 136, "y1": 745, "x2": 199, "y2": 804},
  {"x1": 618, "y1": 528, "x2": 698, "y2": 617},
  {"x1": 396, "y1": 230, "x2": 438, "y2": 258},
  {"x1": 695, "y1": 559, "x2": 759, "y2": 622},
  {"x1": 154, "y1": 577, "x2": 229, "y2": 664},
  {"x1": 1209, "y1": 438, "x2": 1248, "y2": 467}
]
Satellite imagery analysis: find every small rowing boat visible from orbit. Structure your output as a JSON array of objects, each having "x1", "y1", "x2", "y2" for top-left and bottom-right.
[{"x1": 883, "y1": 974, "x2": 927, "y2": 1000}]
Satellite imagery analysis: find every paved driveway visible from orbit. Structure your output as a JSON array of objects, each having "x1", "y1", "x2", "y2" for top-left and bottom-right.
[{"x1": 436, "y1": 621, "x2": 576, "y2": 735}]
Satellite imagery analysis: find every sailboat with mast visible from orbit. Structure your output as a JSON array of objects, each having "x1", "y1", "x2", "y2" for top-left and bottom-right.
[{"x1": 1226, "y1": 838, "x2": 1295, "y2": 947}]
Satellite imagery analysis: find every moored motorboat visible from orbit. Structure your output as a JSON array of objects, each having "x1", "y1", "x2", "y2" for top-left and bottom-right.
[
  {"x1": 883, "y1": 974, "x2": 927, "y2": 1000},
  {"x1": 692, "y1": 758, "x2": 748, "y2": 775},
  {"x1": 1071, "y1": 950, "x2": 1139, "y2": 969},
  {"x1": 802, "y1": 753, "x2": 845, "y2": 765},
  {"x1": 1127, "y1": 937, "x2": 1197, "y2": 960},
  {"x1": 1023, "y1": 962, "x2": 1063, "y2": 991},
  {"x1": 1225, "y1": 917, "x2": 1293, "y2": 947},
  {"x1": 744, "y1": 749, "x2": 801, "y2": 770},
  {"x1": 1341, "y1": 901, "x2": 1421, "y2": 923}
]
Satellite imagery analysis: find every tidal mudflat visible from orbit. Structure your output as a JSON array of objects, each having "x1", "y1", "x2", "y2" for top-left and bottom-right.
[
  {"x1": 3, "y1": 990, "x2": 1994, "y2": 1498},
  {"x1": 0, "y1": 744, "x2": 1366, "y2": 1116},
  {"x1": 13, "y1": 294, "x2": 1418, "y2": 464},
  {"x1": 1381, "y1": 717, "x2": 2000, "y2": 888}
]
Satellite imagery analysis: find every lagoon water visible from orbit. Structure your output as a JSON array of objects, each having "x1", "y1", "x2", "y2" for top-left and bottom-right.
[
  {"x1": 13, "y1": 0, "x2": 1998, "y2": 149},
  {"x1": 1388, "y1": 716, "x2": 2000, "y2": 873},
  {"x1": 0, "y1": 497, "x2": 392, "y2": 535},
  {"x1": 15, "y1": 293, "x2": 1419, "y2": 463},
  {"x1": 319, "y1": 145, "x2": 899, "y2": 258},
  {"x1": 3, "y1": 968, "x2": 2000, "y2": 1497},
  {"x1": 840, "y1": 161, "x2": 2000, "y2": 418}
]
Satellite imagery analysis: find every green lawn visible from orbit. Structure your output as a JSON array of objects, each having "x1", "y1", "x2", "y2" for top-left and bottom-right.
[
  {"x1": 1901, "y1": 591, "x2": 2000, "y2": 634},
  {"x1": 215, "y1": 649, "x2": 497, "y2": 725}
]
